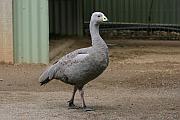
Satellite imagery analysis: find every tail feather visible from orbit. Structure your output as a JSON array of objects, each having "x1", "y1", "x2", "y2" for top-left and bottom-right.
[
  {"x1": 40, "y1": 78, "x2": 50, "y2": 86},
  {"x1": 39, "y1": 64, "x2": 58, "y2": 85},
  {"x1": 39, "y1": 70, "x2": 51, "y2": 86},
  {"x1": 39, "y1": 65, "x2": 57, "y2": 86}
]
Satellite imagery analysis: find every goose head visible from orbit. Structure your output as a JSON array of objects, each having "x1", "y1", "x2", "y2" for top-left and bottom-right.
[{"x1": 90, "y1": 12, "x2": 108, "y2": 24}]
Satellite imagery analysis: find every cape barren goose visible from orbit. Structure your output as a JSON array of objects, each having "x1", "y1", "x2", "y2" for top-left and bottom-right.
[{"x1": 39, "y1": 12, "x2": 109, "y2": 111}]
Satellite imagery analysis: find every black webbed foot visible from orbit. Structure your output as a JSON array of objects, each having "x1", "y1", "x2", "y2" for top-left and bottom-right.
[
  {"x1": 82, "y1": 106, "x2": 94, "y2": 112},
  {"x1": 68, "y1": 100, "x2": 80, "y2": 109}
]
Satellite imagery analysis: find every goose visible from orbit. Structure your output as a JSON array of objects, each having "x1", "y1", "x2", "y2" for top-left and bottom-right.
[{"x1": 39, "y1": 12, "x2": 109, "y2": 111}]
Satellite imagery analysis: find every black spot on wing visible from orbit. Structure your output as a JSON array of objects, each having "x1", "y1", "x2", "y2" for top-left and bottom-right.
[
  {"x1": 61, "y1": 74, "x2": 75, "y2": 85},
  {"x1": 61, "y1": 74, "x2": 68, "y2": 81}
]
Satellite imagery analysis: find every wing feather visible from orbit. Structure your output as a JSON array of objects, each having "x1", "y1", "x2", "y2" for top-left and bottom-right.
[{"x1": 52, "y1": 48, "x2": 91, "y2": 79}]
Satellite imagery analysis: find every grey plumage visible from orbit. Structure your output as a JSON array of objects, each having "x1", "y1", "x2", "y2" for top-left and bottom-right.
[{"x1": 39, "y1": 12, "x2": 109, "y2": 111}]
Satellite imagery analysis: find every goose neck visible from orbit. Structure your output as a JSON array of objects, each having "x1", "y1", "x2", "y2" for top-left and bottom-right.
[{"x1": 90, "y1": 22, "x2": 101, "y2": 41}]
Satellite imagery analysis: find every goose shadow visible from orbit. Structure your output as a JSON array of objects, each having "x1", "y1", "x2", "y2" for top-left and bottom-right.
[{"x1": 40, "y1": 101, "x2": 118, "y2": 112}]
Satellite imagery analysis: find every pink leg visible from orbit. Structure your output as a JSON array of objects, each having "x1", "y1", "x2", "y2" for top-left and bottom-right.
[{"x1": 79, "y1": 88, "x2": 94, "y2": 111}]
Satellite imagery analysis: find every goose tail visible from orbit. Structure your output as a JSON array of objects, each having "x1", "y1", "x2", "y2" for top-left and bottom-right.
[{"x1": 39, "y1": 65, "x2": 56, "y2": 86}]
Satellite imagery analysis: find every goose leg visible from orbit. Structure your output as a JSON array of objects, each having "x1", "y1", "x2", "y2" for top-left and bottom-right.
[
  {"x1": 79, "y1": 88, "x2": 94, "y2": 111},
  {"x1": 68, "y1": 86, "x2": 79, "y2": 109}
]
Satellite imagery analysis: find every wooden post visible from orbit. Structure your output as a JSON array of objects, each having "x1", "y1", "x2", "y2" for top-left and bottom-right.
[{"x1": 0, "y1": 0, "x2": 13, "y2": 64}]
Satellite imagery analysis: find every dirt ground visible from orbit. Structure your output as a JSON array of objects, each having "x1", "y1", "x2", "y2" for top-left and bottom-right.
[{"x1": 0, "y1": 39, "x2": 180, "y2": 120}]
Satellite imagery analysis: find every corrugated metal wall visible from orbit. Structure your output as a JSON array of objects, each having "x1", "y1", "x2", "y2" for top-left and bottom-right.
[
  {"x1": 84, "y1": 0, "x2": 180, "y2": 25},
  {"x1": 0, "y1": 0, "x2": 13, "y2": 63},
  {"x1": 49, "y1": 0, "x2": 83, "y2": 36},
  {"x1": 13, "y1": 0, "x2": 49, "y2": 64}
]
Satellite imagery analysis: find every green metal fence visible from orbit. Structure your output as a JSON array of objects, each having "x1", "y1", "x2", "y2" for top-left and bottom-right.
[
  {"x1": 84, "y1": 0, "x2": 180, "y2": 39},
  {"x1": 49, "y1": 0, "x2": 83, "y2": 36},
  {"x1": 84, "y1": 0, "x2": 180, "y2": 25}
]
